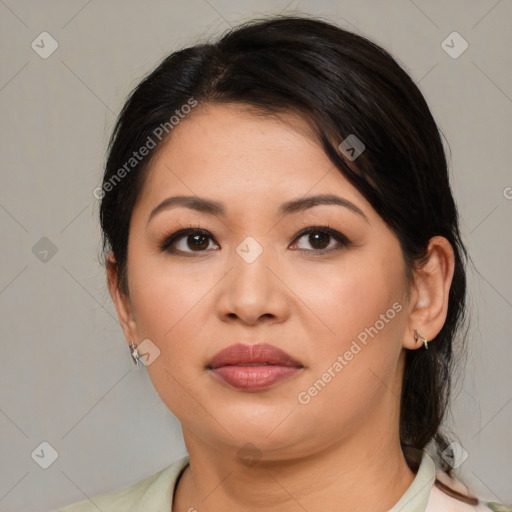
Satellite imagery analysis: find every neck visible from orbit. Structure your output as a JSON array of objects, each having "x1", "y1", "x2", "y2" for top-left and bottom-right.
[{"x1": 173, "y1": 424, "x2": 416, "y2": 512}]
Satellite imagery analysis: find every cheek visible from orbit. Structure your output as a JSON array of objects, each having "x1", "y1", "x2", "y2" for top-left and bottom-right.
[
  {"x1": 291, "y1": 254, "x2": 407, "y2": 417},
  {"x1": 126, "y1": 258, "x2": 206, "y2": 412},
  {"x1": 126, "y1": 252, "x2": 217, "y2": 404},
  {"x1": 127, "y1": 250, "x2": 210, "y2": 340},
  {"x1": 295, "y1": 248, "x2": 406, "y2": 351}
]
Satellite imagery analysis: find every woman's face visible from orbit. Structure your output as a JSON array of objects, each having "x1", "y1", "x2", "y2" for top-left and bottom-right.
[{"x1": 113, "y1": 103, "x2": 413, "y2": 460}]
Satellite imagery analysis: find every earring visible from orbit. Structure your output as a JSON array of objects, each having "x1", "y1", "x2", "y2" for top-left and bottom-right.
[
  {"x1": 129, "y1": 342, "x2": 140, "y2": 366},
  {"x1": 414, "y1": 329, "x2": 429, "y2": 350}
]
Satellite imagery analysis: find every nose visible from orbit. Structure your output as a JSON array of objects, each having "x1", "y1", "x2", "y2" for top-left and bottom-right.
[{"x1": 215, "y1": 245, "x2": 290, "y2": 326}]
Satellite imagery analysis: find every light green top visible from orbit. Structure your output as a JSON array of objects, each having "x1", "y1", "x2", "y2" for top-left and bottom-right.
[{"x1": 56, "y1": 452, "x2": 510, "y2": 511}]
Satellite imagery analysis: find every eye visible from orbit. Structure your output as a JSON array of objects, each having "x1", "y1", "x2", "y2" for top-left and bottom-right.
[
  {"x1": 160, "y1": 226, "x2": 351, "y2": 255},
  {"x1": 290, "y1": 226, "x2": 351, "y2": 253},
  {"x1": 160, "y1": 228, "x2": 219, "y2": 254}
]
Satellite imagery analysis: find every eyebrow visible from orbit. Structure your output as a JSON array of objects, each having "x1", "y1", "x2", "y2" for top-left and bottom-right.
[{"x1": 147, "y1": 194, "x2": 369, "y2": 225}]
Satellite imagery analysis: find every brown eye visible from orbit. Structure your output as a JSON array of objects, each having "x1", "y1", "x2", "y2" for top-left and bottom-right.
[
  {"x1": 292, "y1": 227, "x2": 351, "y2": 253},
  {"x1": 306, "y1": 232, "x2": 330, "y2": 250},
  {"x1": 184, "y1": 233, "x2": 210, "y2": 251},
  {"x1": 160, "y1": 226, "x2": 351, "y2": 255},
  {"x1": 160, "y1": 229, "x2": 219, "y2": 254}
]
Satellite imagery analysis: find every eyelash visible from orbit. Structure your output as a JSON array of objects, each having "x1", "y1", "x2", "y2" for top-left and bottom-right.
[{"x1": 159, "y1": 225, "x2": 352, "y2": 255}]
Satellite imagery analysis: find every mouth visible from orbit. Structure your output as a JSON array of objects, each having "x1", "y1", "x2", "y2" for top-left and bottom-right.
[{"x1": 206, "y1": 343, "x2": 304, "y2": 391}]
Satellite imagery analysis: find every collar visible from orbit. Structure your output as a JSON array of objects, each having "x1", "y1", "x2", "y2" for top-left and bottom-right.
[
  {"x1": 160, "y1": 452, "x2": 437, "y2": 512},
  {"x1": 388, "y1": 451, "x2": 436, "y2": 512}
]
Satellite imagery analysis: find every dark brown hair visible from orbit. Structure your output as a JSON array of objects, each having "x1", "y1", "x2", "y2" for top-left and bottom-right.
[{"x1": 99, "y1": 14, "x2": 476, "y2": 504}]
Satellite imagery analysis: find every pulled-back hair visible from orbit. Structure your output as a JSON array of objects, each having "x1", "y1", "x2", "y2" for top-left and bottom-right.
[{"x1": 99, "y1": 14, "x2": 475, "y2": 503}]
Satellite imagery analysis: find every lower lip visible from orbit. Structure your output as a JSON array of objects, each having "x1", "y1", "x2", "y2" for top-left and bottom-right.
[{"x1": 210, "y1": 365, "x2": 302, "y2": 391}]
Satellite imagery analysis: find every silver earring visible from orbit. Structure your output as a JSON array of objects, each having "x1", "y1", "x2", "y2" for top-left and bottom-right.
[
  {"x1": 414, "y1": 329, "x2": 429, "y2": 350},
  {"x1": 129, "y1": 342, "x2": 140, "y2": 366}
]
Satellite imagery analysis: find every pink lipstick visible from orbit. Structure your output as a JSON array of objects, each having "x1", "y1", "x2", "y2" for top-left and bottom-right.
[{"x1": 207, "y1": 343, "x2": 304, "y2": 391}]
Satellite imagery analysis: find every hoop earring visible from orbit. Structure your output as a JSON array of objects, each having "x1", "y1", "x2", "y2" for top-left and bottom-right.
[
  {"x1": 414, "y1": 329, "x2": 429, "y2": 350},
  {"x1": 129, "y1": 342, "x2": 140, "y2": 366}
]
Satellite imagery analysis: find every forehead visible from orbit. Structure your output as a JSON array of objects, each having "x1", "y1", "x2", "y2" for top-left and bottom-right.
[
  {"x1": 158, "y1": 102, "x2": 321, "y2": 171},
  {"x1": 135, "y1": 103, "x2": 370, "y2": 217}
]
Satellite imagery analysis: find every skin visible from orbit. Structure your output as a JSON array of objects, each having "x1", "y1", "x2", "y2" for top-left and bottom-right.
[{"x1": 107, "y1": 103, "x2": 455, "y2": 512}]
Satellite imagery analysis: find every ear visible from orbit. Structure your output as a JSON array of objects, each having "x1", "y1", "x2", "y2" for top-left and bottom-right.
[
  {"x1": 403, "y1": 236, "x2": 455, "y2": 350},
  {"x1": 106, "y1": 251, "x2": 139, "y2": 347}
]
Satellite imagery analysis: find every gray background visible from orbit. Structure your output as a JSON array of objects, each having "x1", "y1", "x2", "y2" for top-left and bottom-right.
[{"x1": 0, "y1": 1, "x2": 511, "y2": 510}]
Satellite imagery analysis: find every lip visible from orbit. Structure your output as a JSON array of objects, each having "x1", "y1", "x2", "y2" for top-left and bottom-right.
[{"x1": 207, "y1": 343, "x2": 304, "y2": 391}]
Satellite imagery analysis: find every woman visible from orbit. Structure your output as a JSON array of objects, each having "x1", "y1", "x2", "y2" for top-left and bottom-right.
[{"x1": 58, "y1": 15, "x2": 510, "y2": 512}]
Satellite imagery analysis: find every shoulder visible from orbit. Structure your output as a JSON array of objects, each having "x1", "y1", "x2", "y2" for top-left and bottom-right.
[
  {"x1": 55, "y1": 454, "x2": 190, "y2": 512},
  {"x1": 426, "y1": 483, "x2": 512, "y2": 512}
]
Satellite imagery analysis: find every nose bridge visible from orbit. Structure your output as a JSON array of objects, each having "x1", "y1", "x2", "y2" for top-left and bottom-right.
[
  {"x1": 231, "y1": 235, "x2": 275, "y2": 298},
  {"x1": 216, "y1": 236, "x2": 287, "y2": 324}
]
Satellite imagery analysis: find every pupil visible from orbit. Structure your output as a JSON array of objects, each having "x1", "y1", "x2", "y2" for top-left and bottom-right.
[
  {"x1": 310, "y1": 233, "x2": 329, "y2": 249},
  {"x1": 188, "y1": 234, "x2": 208, "y2": 250}
]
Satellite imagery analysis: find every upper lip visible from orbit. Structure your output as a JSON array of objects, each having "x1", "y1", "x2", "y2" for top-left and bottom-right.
[{"x1": 207, "y1": 343, "x2": 303, "y2": 369}]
